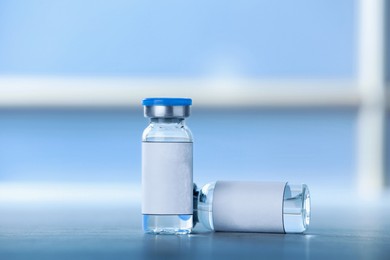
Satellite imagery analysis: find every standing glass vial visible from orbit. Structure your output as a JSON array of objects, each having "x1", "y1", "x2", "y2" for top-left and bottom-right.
[
  {"x1": 142, "y1": 98, "x2": 193, "y2": 234},
  {"x1": 194, "y1": 181, "x2": 310, "y2": 233}
]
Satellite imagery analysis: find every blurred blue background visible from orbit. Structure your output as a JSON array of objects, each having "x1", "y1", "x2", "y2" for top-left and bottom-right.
[
  {"x1": 2, "y1": 2, "x2": 390, "y2": 259},
  {"x1": 0, "y1": 108, "x2": 356, "y2": 188},
  {"x1": 0, "y1": 0, "x2": 378, "y2": 202},
  {"x1": 0, "y1": 0, "x2": 356, "y2": 77}
]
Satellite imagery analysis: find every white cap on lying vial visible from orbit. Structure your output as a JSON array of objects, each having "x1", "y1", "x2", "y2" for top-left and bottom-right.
[{"x1": 194, "y1": 181, "x2": 311, "y2": 233}]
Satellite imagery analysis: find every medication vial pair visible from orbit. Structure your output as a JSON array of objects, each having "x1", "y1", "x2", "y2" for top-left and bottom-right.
[{"x1": 142, "y1": 98, "x2": 311, "y2": 235}]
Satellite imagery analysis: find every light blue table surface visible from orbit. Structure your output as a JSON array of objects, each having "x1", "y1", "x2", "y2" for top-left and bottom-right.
[{"x1": 0, "y1": 203, "x2": 389, "y2": 259}]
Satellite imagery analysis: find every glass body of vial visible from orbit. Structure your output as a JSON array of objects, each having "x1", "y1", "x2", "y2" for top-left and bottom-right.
[
  {"x1": 195, "y1": 181, "x2": 310, "y2": 233},
  {"x1": 142, "y1": 98, "x2": 193, "y2": 235}
]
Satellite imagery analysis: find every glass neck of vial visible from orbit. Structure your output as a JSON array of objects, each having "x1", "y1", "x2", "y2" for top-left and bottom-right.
[{"x1": 150, "y1": 117, "x2": 185, "y2": 124}]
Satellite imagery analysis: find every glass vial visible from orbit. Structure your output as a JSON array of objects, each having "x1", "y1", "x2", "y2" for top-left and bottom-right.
[
  {"x1": 194, "y1": 181, "x2": 310, "y2": 233},
  {"x1": 142, "y1": 98, "x2": 193, "y2": 234}
]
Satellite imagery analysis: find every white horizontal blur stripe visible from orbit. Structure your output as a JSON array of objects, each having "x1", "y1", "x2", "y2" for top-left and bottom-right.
[
  {"x1": 0, "y1": 182, "x2": 141, "y2": 204},
  {"x1": 0, "y1": 76, "x2": 360, "y2": 108}
]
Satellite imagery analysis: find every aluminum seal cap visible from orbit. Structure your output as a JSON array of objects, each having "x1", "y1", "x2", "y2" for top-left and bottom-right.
[{"x1": 142, "y1": 98, "x2": 192, "y2": 118}]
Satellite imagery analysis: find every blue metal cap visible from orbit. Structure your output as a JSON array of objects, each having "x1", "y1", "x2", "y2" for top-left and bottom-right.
[{"x1": 142, "y1": 98, "x2": 192, "y2": 107}]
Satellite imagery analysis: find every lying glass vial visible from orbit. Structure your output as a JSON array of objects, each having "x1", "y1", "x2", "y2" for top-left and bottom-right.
[{"x1": 193, "y1": 181, "x2": 311, "y2": 233}]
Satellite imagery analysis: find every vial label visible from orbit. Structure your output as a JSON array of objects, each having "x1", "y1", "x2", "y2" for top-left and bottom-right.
[
  {"x1": 142, "y1": 142, "x2": 193, "y2": 215},
  {"x1": 212, "y1": 181, "x2": 286, "y2": 233}
]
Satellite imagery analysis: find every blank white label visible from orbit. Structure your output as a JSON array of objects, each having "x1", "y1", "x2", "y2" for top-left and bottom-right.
[
  {"x1": 142, "y1": 142, "x2": 193, "y2": 215},
  {"x1": 212, "y1": 181, "x2": 286, "y2": 233}
]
